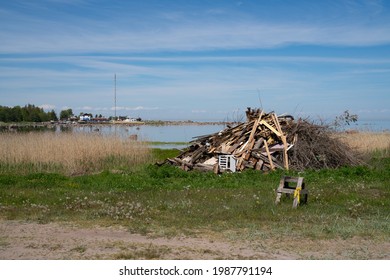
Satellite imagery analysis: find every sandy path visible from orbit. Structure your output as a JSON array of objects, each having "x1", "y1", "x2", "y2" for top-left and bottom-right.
[{"x1": 0, "y1": 220, "x2": 388, "y2": 260}]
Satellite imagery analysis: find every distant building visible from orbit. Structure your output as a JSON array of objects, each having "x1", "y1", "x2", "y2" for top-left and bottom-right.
[
  {"x1": 79, "y1": 113, "x2": 93, "y2": 121},
  {"x1": 118, "y1": 116, "x2": 142, "y2": 122},
  {"x1": 91, "y1": 117, "x2": 109, "y2": 123}
]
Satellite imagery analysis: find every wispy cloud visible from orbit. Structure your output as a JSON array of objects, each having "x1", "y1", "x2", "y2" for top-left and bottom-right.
[
  {"x1": 1, "y1": 1, "x2": 390, "y2": 122},
  {"x1": 110, "y1": 106, "x2": 159, "y2": 111},
  {"x1": 3, "y1": 23, "x2": 390, "y2": 53},
  {"x1": 2, "y1": 10, "x2": 390, "y2": 54},
  {"x1": 39, "y1": 104, "x2": 56, "y2": 110},
  {"x1": 191, "y1": 109, "x2": 207, "y2": 113}
]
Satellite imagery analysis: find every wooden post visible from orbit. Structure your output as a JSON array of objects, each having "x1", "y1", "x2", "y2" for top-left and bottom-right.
[
  {"x1": 263, "y1": 139, "x2": 275, "y2": 170},
  {"x1": 272, "y1": 114, "x2": 289, "y2": 171}
]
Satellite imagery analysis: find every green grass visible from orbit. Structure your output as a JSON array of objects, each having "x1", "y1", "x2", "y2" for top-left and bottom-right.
[
  {"x1": 152, "y1": 148, "x2": 181, "y2": 161},
  {"x1": 148, "y1": 141, "x2": 189, "y2": 145},
  {"x1": 1, "y1": 150, "x2": 389, "y2": 242}
]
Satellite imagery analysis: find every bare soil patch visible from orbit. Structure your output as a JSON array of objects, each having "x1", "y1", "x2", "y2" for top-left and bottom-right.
[{"x1": 1, "y1": 220, "x2": 388, "y2": 260}]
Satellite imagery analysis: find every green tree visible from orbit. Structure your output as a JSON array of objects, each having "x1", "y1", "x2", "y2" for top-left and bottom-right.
[
  {"x1": 0, "y1": 106, "x2": 8, "y2": 122},
  {"x1": 333, "y1": 110, "x2": 358, "y2": 129},
  {"x1": 48, "y1": 110, "x2": 58, "y2": 121},
  {"x1": 10, "y1": 106, "x2": 23, "y2": 122},
  {"x1": 30, "y1": 111, "x2": 42, "y2": 122},
  {"x1": 60, "y1": 109, "x2": 73, "y2": 120},
  {"x1": 0, "y1": 104, "x2": 57, "y2": 122}
]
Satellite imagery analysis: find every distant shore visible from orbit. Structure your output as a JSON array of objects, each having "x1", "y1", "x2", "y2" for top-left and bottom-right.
[
  {"x1": 2, "y1": 119, "x2": 389, "y2": 132},
  {"x1": 0, "y1": 119, "x2": 232, "y2": 127},
  {"x1": 0, "y1": 120, "x2": 233, "y2": 133}
]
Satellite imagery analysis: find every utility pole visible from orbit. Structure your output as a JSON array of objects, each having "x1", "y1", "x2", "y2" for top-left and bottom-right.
[{"x1": 114, "y1": 73, "x2": 117, "y2": 120}]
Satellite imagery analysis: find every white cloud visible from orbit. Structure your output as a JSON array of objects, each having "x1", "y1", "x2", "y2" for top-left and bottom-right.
[
  {"x1": 77, "y1": 106, "x2": 93, "y2": 111},
  {"x1": 2, "y1": 19, "x2": 390, "y2": 54},
  {"x1": 130, "y1": 106, "x2": 159, "y2": 111},
  {"x1": 1, "y1": 2, "x2": 389, "y2": 122},
  {"x1": 110, "y1": 106, "x2": 159, "y2": 111},
  {"x1": 38, "y1": 104, "x2": 56, "y2": 110},
  {"x1": 191, "y1": 109, "x2": 207, "y2": 113}
]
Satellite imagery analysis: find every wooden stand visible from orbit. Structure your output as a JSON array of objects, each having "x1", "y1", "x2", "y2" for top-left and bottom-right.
[{"x1": 275, "y1": 176, "x2": 308, "y2": 208}]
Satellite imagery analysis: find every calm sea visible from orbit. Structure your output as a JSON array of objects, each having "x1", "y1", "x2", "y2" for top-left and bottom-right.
[
  {"x1": 73, "y1": 119, "x2": 389, "y2": 139},
  {"x1": 71, "y1": 124, "x2": 226, "y2": 149},
  {"x1": 67, "y1": 118, "x2": 389, "y2": 148},
  {"x1": 354, "y1": 119, "x2": 390, "y2": 131}
]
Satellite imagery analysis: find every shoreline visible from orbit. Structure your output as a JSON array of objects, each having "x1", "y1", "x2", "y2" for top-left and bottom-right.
[
  {"x1": 0, "y1": 120, "x2": 233, "y2": 132},
  {"x1": 1, "y1": 120, "x2": 389, "y2": 132}
]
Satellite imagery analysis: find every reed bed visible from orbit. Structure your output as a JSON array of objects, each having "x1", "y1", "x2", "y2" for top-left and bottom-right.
[
  {"x1": 337, "y1": 131, "x2": 390, "y2": 157},
  {"x1": 0, "y1": 132, "x2": 152, "y2": 175}
]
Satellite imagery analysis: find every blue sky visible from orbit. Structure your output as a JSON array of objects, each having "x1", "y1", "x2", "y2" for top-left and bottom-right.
[{"x1": 1, "y1": 0, "x2": 390, "y2": 121}]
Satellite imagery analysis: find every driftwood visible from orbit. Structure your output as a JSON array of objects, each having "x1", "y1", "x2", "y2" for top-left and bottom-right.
[{"x1": 162, "y1": 107, "x2": 360, "y2": 173}]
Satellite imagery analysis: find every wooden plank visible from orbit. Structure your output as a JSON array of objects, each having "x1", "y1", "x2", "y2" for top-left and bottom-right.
[
  {"x1": 213, "y1": 163, "x2": 219, "y2": 174},
  {"x1": 276, "y1": 187, "x2": 308, "y2": 195},
  {"x1": 173, "y1": 158, "x2": 193, "y2": 168},
  {"x1": 248, "y1": 110, "x2": 263, "y2": 143},
  {"x1": 253, "y1": 137, "x2": 264, "y2": 150},
  {"x1": 281, "y1": 135, "x2": 289, "y2": 170},
  {"x1": 263, "y1": 139, "x2": 275, "y2": 170},
  {"x1": 228, "y1": 136, "x2": 247, "y2": 153},
  {"x1": 236, "y1": 157, "x2": 244, "y2": 171},
  {"x1": 273, "y1": 113, "x2": 289, "y2": 171},
  {"x1": 284, "y1": 176, "x2": 300, "y2": 183},
  {"x1": 272, "y1": 114, "x2": 282, "y2": 134},
  {"x1": 255, "y1": 160, "x2": 264, "y2": 170},
  {"x1": 234, "y1": 140, "x2": 249, "y2": 156},
  {"x1": 193, "y1": 163, "x2": 214, "y2": 172},
  {"x1": 190, "y1": 146, "x2": 207, "y2": 163},
  {"x1": 259, "y1": 120, "x2": 282, "y2": 137}
]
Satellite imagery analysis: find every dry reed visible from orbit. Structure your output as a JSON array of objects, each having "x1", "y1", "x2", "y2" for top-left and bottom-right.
[
  {"x1": 336, "y1": 131, "x2": 390, "y2": 156},
  {"x1": 0, "y1": 132, "x2": 152, "y2": 175}
]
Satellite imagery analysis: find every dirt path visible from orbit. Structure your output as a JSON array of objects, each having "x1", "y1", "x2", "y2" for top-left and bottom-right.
[{"x1": 0, "y1": 220, "x2": 389, "y2": 259}]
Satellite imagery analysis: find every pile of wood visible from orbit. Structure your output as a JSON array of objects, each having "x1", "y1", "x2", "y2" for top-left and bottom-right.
[
  {"x1": 163, "y1": 107, "x2": 360, "y2": 173},
  {"x1": 284, "y1": 118, "x2": 361, "y2": 170}
]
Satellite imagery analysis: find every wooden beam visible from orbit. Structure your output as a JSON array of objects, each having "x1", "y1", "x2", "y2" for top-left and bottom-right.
[
  {"x1": 272, "y1": 113, "x2": 289, "y2": 171},
  {"x1": 259, "y1": 120, "x2": 282, "y2": 137},
  {"x1": 263, "y1": 139, "x2": 275, "y2": 170},
  {"x1": 248, "y1": 110, "x2": 263, "y2": 143}
]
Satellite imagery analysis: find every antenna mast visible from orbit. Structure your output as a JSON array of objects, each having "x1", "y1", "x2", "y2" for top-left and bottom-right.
[{"x1": 114, "y1": 73, "x2": 117, "y2": 120}]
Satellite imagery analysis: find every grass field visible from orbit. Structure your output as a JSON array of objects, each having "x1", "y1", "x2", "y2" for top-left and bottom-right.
[{"x1": 0, "y1": 131, "x2": 389, "y2": 259}]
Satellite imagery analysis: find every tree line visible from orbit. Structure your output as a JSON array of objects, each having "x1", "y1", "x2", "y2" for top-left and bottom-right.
[
  {"x1": 1, "y1": 104, "x2": 142, "y2": 123},
  {"x1": 0, "y1": 104, "x2": 58, "y2": 122}
]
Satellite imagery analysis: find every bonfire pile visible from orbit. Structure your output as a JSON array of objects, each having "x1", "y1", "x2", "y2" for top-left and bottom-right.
[{"x1": 162, "y1": 107, "x2": 360, "y2": 173}]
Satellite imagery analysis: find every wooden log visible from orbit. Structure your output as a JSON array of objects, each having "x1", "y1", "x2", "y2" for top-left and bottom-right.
[
  {"x1": 190, "y1": 146, "x2": 207, "y2": 163},
  {"x1": 193, "y1": 163, "x2": 214, "y2": 172},
  {"x1": 245, "y1": 161, "x2": 255, "y2": 169},
  {"x1": 172, "y1": 158, "x2": 193, "y2": 168}
]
